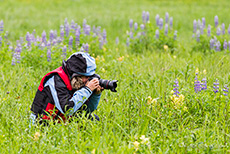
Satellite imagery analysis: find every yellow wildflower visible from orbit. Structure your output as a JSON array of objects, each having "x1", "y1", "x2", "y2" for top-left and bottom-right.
[
  {"x1": 133, "y1": 141, "x2": 140, "y2": 148},
  {"x1": 164, "y1": 45, "x2": 168, "y2": 51},
  {"x1": 118, "y1": 56, "x2": 124, "y2": 61},
  {"x1": 116, "y1": 48, "x2": 119, "y2": 51},
  {"x1": 95, "y1": 55, "x2": 100, "y2": 62},
  {"x1": 33, "y1": 132, "x2": 40, "y2": 141},
  {"x1": 103, "y1": 47, "x2": 107, "y2": 51},
  {"x1": 173, "y1": 55, "x2": 177, "y2": 59},
  {"x1": 147, "y1": 96, "x2": 152, "y2": 105}
]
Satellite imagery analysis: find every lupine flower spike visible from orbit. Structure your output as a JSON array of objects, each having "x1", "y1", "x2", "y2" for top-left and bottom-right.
[
  {"x1": 213, "y1": 79, "x2": 219, "y2": 93},
  {"x1": 201, "y1": 78, "x2": 207, "y2": 90},
  {"x1": 223, "y1": 85, "x2": 229, "y2": 96},
  {"x1": 194, "y1": 73, "x2": 201, "y2": 93},
  {"x1": 173, "y1": 79, "x2": 180, "y2": 97}
]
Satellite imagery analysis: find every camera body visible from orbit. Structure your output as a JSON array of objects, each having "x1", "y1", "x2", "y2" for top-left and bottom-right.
[{"x1": 89, "y1": 74, "x2": 118, "y2": 92}]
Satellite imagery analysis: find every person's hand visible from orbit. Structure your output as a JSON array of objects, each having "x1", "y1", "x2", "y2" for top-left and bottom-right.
[
  {"x1": 94, "y1": 86, "x2": 104, "y2": 95},
  {"x1": 85, "y1": 78, "x2": 99, "y2": 91}
]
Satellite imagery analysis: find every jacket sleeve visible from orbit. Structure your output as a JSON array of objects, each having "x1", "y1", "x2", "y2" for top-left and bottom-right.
[
  {"x1": 44, "y1": 75, "x2": 92, "y2": 115},
  {"x1": 86, "y1": 93, "x2": 101, "y2": 112}
]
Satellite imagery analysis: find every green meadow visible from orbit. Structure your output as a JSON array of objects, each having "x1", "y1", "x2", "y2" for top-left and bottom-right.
[{"x1": 0, "y1": 0, "x2": 230, "y2": 153}]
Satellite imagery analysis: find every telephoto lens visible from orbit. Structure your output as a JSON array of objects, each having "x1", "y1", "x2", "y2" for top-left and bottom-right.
[
  {"x1": 89, "y1": 74, "x2": 118, "y2": 92},
  {"x1": 99, "y1": 79, "x2": 118, "y2": 92}
]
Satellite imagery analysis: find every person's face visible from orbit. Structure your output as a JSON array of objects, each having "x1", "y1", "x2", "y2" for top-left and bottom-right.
[{"x1": 81, "y1": 76, "x2": 90, "y2": 84}]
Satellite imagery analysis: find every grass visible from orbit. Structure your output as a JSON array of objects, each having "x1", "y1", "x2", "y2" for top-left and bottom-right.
[{"x1": 0, "y1": 0, "x2": 230, "y2": 153}]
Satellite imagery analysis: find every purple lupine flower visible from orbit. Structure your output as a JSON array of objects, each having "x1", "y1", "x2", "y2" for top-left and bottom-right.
[
  {"x1": 213, "y1": 79, "x2": 219, "y2": 93},
  {"x1": 103, "y1": 29, "x2": 107, "y2": 44},
  {"x1": 0, "y1": 20, "x2": 4, "y2": 32},
  {"x1": 140, "y1": 24, "x2": 145, "y2": 30},
  {"x1": 173, "y1": 79, "x2": 180, "y2": 97},
  {"x1": 146, "y1": 12, "x2": 150, "y2": 23},
  {"x1": 215, "y1": 41, "x2": 221, "y2": 51},
  {"x1": 42, "y1": 31, "x2": 47, "y2": 43},
  {"x1": 169, "y1": 17, "x2": 173, "y2": 28},
  {"x1": 142, "y1": 11, "x2": 146, "y2": 23},
  {"x1": 134, "y1": 22, "x2": 138, "y2": 31},
  {"x1": 116, "y1": 37, "x2": 119, "y2": 45},
  {"x1": 155, "y1": 14, "x2": 160, "y2": 26},
  {"x1": 47, "y1": 49, "x2": 51, "y2": 62},
  {"x1": 60, "y1": 29, "x2": 64, "y2": 39},
  {"x1": 222, "y1": 23, "x2": 225, "y2": 35},
  {"x1": 47, "y1": 41, "x2": 51, "y2": 49},
  {"x1": 207, "y1": 25, "x2": 211, "y2": 37},
  {"x1": 214, "y1": 15, "x2": 218, "y2": 27},
  {"x1": 71, "y1": 20, "x2": 75, "y2": 30},
  {"x1": 50, "y1": 30, "x2": 54, "y2": 41},
  {"x1": 83, "y1": 43, "x2": 89, "y2": 52},
  {"x1": 84, "y1": 25, "x2": 91, "y2": 35},
  {"x1": 60, "y1": 25, "x2": 64, "y2": 31},
  {"x1": 65, "y1": 22, "x2": 70, "y2": 37},
  {"x1": 130, "y1": 31, "x2": 133, "y2": 39},
  {"x1": 26, "y1": 32, "x2": 31, "y2": 47},
  {"x1": 173, "y1": 30, "x2": 177, "y2": 40},
  {"x1": 62, "y1": 46, "x2": 67, "y2": 59},
  {"x1": 223, "y1": 85, "x2": 229, "y2": 96},
  {"x1": 210, "y1": 39, "x2": 215, "y2": 49},
  {"x1": 164, "y1": 24, "x2": 168, "y2": 35},
  {"x1": 165, "y1": 12, "x2": 169, "y2": 23},
  {"x1": 140, "y1": 24, "x2": 145, "y2": 35},
  {"x1": 216, "y1": 27, "x2": 221, "y2": 36},
  {"x1": 129, "y1": 19, "x2": 133, "y2": 29},
  {"x1": 196, "y1": 30, "x2": 200, "y2": 42},
  {"x1": 83, "y1": 19, "x2": 87, "y2": 29},
  {"x1": 99, "y1": 38, "x2": 103, "y2": 49},
  {"x1": 202, "y1": 17, "x2": 205, "y2": 28},
  {"x1": 75, "y1": 30, "x2": 80, "y2": 45},
  {"x1": 126, "y1": 37, "x2": 130, "y2": 47},
  {"x1": 155, "y1": 29, "x2": 159, "y2": 39},
  {"x1": 52, "y1": 39, "x2": 57, "y2": 46},
  {"x1": 228, "y1": 24, "x2": 230, "y2": 35},
  {"x1": 69, "y1": 36, "x2": 73, "y2": 47},
  {"x1": 159, "y1": 18, "x2": 163, "y2": 30},
  {"x1": 223, "y1": 40, "x2": 227, "y2": 50},
  {"x1": 200, "y1": 25, "x2": 204, "y2": 35},
  {"x1": 15, "y1": 46, "x2": 22, "y2": 63},
  {"x1": 193, "y1": 20, "x2": 197, "y2": 33},
  {"x1": 201, "y1": 78, "x2": 207, "y2": 90},
  {"x1": 194, "y1": 74, "x2": 201, "y2": 93}
]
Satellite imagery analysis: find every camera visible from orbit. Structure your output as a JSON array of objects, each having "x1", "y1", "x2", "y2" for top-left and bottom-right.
[{"x1": 89, "y1": 74, "x2": 118, "y2": 92}]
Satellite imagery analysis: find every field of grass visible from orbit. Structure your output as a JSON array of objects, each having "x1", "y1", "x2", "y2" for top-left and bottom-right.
[{"x1": 1, "y1": 0, "x2": 230, "y2": 153}]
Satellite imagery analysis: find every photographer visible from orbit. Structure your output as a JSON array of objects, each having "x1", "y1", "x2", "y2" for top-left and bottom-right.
[{"x1": 30, "y1": 52, "x2": 104, "y2": 125}]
